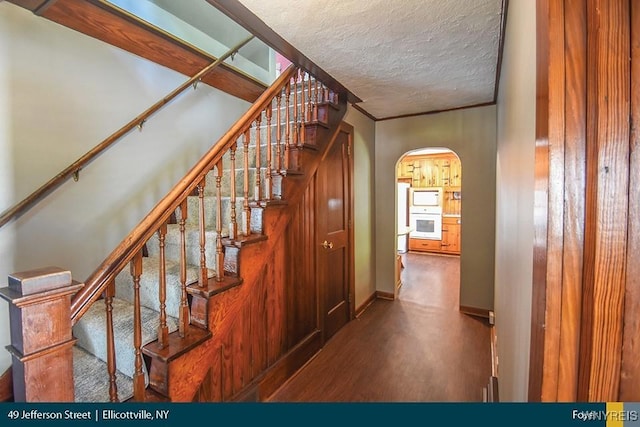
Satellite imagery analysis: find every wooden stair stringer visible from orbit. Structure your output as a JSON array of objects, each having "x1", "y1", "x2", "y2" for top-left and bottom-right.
[{"x1": 158, "y1": 100, "x2": 347, "y2": 402}]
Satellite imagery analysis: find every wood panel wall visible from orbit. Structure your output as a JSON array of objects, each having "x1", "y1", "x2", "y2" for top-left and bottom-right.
[
  {"x1": 193, "y1": 179, "x2": 319, "y2": 402},
  {"x1": 620, "y1": 0, "x2": 640, "y2": 401},
  {"x1": 531, "y1": 0, "x2": 639, "y2": 402}
]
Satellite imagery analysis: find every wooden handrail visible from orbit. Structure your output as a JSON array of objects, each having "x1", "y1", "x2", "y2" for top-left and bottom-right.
[
  {"x1": 70, "y1": 65, "x2": 298, "y2": 323},
  {"x1": 0, "y1": 34, "x2": 255, "y2": 230}
]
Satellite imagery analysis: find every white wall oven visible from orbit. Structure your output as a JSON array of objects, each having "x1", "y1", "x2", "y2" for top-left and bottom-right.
[{"x1": 409, "y1": 206, "x2": 442, "y2": 240}]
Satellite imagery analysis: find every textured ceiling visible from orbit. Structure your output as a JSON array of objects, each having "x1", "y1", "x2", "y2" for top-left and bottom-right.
[{"x1": 237, "y1": 0, "x2": 504, "y2": 119}]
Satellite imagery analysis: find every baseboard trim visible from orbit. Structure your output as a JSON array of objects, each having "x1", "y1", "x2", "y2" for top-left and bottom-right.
[
  {"x1": 232, "y1": 330, "x2": 322, "y2": 401},
  {"x1": 459, "y1": 305, "x2": 490, "y2": 319},
  {"x1": 355, "y1": 292, "x2": 377, "y2": 317},
  {"x1": 376, "y1": 291, "x2": 395, "y2": 301},
  {"x1": 0, "y1": 368, "x2": 12, "y2": 402}
]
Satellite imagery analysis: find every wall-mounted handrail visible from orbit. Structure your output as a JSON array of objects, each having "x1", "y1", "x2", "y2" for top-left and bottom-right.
[
  {"x1": 0, "y1": 34, "x2": 255, "y2": 229},
  {"x1": 69, "y1": 64, "x2": 298, "y2": 324}
]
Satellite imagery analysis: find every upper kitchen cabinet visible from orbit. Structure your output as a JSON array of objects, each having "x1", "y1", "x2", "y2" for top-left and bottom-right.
[{"x1": 397, "y1": 152, "x2": 461, "y2": 188}]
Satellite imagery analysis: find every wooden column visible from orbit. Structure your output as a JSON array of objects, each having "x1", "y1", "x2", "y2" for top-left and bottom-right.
[
  {"x1": 0, "y1": 267, "x2": 83, "y2": 402},
  {"x1": 620, "y1": 0, "x2": 640, "y2": 401},
  {"x1": 532, "y1": 0, "x2": 634, "y2": 402}
]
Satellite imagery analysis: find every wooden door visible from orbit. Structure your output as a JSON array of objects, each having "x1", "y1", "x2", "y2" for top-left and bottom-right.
[{"x1": 317, "y1": 124, "x2": 353, "y2": 342}]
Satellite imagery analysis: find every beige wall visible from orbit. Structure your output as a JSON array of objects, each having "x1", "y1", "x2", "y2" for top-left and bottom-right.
[
  {"x1": 375, "y1": 106, "x2": 497, "y2": 310},
  {"x1": 0, "y1": 3, "x2": 250, "y2": 371},
  {"x1": 0, "y1": 20, "x2": 13, "y2": 370},
  {"x1": 344, "y1": 106, "x2": 376, "y2": 309},
  {"x1": 494, "y1": 0, "x2": 536, "y2": 401}
]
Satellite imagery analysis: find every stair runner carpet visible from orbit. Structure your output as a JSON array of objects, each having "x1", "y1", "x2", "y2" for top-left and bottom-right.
[
  {"x1": 70, "y1": 83, "x2": 313, "y2": 401},
  {"x1": 71, "y1": 140, "x2": 277, "y2": 401}
]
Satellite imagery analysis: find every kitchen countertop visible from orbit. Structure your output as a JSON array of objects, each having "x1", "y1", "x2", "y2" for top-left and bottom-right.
[{"x1": 443, "y1": 214, "x2": 461, "y2": 218}]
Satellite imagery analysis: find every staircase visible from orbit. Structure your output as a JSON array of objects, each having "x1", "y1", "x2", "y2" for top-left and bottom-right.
[{"x1": 60, "y1": 66, "x2": 346, "y2": 402}]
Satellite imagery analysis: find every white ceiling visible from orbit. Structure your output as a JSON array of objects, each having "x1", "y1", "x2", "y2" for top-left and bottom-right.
[{"x1": 237, "y1": 0, "x2": 504, "y2": 119}]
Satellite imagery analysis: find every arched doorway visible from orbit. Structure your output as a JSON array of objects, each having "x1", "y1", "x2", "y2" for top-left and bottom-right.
[{"x1": 395, "y1": 147, "x2": 462, "y2": 302}]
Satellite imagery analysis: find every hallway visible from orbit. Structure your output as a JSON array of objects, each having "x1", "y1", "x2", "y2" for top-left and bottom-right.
[{"x1": 267, "y1": 253, "x2": 492, "y2": 402}]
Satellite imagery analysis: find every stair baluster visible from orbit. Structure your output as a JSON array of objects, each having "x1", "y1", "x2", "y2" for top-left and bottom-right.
[
  {"x1": 299, "y1": 71, "x2": 307, "y2": 146},
  {"x1": 291, "y1": 72, "x2": 299, "y2": 171},
  {"x1": 265, "y1": 103, "x2": 273, "y2": 201},
  {"x1": 254, "y1": 116, "x2": 262, "y2": 202},
  {"x1": 104, "y1": 279, "x2": 118, "y2": 402},
  {"x1": 178, "y1": 200, "x2": 189, "y2": 336},
  {"x1": 197, "y1": 178, "x2": 208, "y2": 287},
  {"x1": 284, "y1": 81, "x2": 291, "y2": 171},
  {"x1": 275, "y1": 92, "x2": 282, "y2": 175},
  {"x1": 52, "y1": 65, "x2": 350, "y2": 402},
  {"x1": 157, "y1": 223, "x2": 169, "y2": 347},
  {"x1": 229, "y1": 143, "x2": 238, "y2": 241},
  {"x1": 307, "y1": 71, "x2": 313, "y2": 123},
  {"x1": 215, "y1": 159, "x2": 224, "y2": 281},
  {"x1": 242, "y1": 129, "x2": 251, "y2": 235},
  {"x1": 131, "y1": 252, "x2": 145, "y2": 401}
]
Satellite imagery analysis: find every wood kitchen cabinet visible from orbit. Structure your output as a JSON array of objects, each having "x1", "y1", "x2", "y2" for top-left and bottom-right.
[
  {"x1": 401, "y1": 150, "x2": 462, "y2": 255},
  {"x1": 397, "y1": 152, "x2": 461, "y2": 188},
  {"x1": 408, "y1": 218, "x2": 461, "y2": 255},
  {"x1": 441, "y1": 216, "x2": 461, "y2": 254},
  {"x1": 409, "y1": 238, "x2": 441, "y2": 252}
]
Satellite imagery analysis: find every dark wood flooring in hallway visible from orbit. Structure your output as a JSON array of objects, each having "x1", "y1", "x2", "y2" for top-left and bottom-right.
[{"x1": 267, "y1": 253, "x2": 492, "y2": 402}]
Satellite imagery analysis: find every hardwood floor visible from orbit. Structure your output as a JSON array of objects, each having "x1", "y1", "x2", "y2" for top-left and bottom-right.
[{"x1": 267, "y1": 252, "x2": 492, "y2": 402}]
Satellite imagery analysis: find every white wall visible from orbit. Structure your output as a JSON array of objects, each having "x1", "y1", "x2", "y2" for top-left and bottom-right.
[
  {"x1": 375, "y1": 106, "x2": 497, "y2": 310},
  {"x1": 344, "y1": 106, "x2": 376, "y2": 308},
  {"x1": 495, "y1": 0, "x2": 536, "y2": 402},
  {"x1": 0, "y1": 3, "x2": 250, "y2": 371}
]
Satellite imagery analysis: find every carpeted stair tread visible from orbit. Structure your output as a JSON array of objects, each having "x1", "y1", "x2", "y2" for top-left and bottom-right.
[
  {"x1": 69, "y1": 87, "x2": 325, "y2": 401},
  {"x1": 73, "y1": 346, "x2": 133, "y2": 403},
  {"x1": 146, "y1": 225, "x2": 226, "y2": 272},
  {"x1": 115, "y1": 255, "x2": 213, "y2": 319},
  {"x1": 73, "y1": 297, "x2": 179, "y2": 381}
]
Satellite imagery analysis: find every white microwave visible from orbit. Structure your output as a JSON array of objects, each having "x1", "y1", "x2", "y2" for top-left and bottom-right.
[{"x1": 410, "y1": 187, "x2": 442, "y2": 207}]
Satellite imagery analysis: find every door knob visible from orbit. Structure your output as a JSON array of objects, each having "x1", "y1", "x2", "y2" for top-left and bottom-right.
[{"x1": 322, "y1": 240, "x2": 334, "y2": 249}]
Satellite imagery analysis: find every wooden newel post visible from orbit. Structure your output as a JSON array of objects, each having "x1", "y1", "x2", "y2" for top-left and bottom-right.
[{"x1": 0, "y1": 267, "x2": 83, "y2": 402}]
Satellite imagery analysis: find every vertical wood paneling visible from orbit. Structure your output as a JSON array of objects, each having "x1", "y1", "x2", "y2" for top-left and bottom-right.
[
  {"x1": 194, "y1": 369, "x2": 213, "y2": 402},
  {"x1": 273, "y1": 237, "x2": 287, "y2": 358},
  {"x1": 557, "y1": 0, "x2": 587, "y2": 401},
  {"x1": 532, "y1": 0, "x2": 635, "y2": 402},
  {"x1": 285, "y1": 181, "x2": 318, "y2": 347},
  {"x1": 221, "y1": 332, "x2": 233, "y2": 400},
  {"x1": 232, "y1": 312, "x2": 245, "y2": 393},
  {"x1": 265, "y1": 259, "x2": 278, "y2": 366},
  {"x1": 211, "y1": 347, "x2": 222, "y2": 402},
  {"x1": 266, "y1": 240, "x2": 287, "y2": 366},
  {"x1": 285, "y1": 207, "x2": 301, "y2": 348},
  {"x1": 242, "y1": 302, "x2": 252, "y2": 385},
  {"x1": 620, "y1": 0, "x2": 640, "y2": 401},
  {"x1": 579, "y1": 0, "x2": 630, "y2": 401},
  {"x1": 541, "y1": 0, "x2": 567, "y2": 402},
  {"x1": 251, "y1": 274, "x2": 268, "y2": 378}
]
